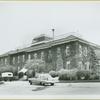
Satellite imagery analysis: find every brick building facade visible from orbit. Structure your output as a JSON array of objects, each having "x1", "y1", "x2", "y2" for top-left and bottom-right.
[{"x1": 0, "y1": 34, "x2": 99, "y2": 73}]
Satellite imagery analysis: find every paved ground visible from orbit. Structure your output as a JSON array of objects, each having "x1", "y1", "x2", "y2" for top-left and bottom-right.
[{"x1": 0, "y1": 81, "x2": 100, "y2": 96}]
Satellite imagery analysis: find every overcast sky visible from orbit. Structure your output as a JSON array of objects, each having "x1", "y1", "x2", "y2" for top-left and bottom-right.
[{"x1": 0, "y1": 1, "x2": 100, "y2": 54}]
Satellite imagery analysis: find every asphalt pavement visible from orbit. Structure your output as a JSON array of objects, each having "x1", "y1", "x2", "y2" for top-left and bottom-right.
[{"x1": 0, "y1": 81, "x2": 100, "y2": 96}]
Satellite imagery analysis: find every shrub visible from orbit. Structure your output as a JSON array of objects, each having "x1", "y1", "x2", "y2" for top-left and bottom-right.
[
  {"x1": 95, "y1": 75, "x2": 99, "y2": 80},
  {"x1": 26, "y1": 69, "x2": 35, "y2": 78},
  {"x1": 18, "y1": 72, "x2": 24, "y2": 78},
  {"x1": 58, "y1": 68, "x2": 78, "y2": 80},
  {"x1": 49, "y1": 70, "x2": 58, "y2": 78},
  {"x1": 59, "y1": 73, "x2": 70, "y2": 80},
  {"x1": 13, "y1": 76, "x2": 19, "y2": 81},
  {"x1": 76, "y1": 70, "x2": 91, "y2": 80},
  {"x1": 89, "y1": 74, "x2": 99, "y2": 80},
  {"x1": 58, "y1": 69, "x2": 99, "y2": 80}
]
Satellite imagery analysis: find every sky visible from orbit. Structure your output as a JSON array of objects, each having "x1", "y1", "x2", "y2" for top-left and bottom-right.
[{"x1": 0, "y1": 1, "x2": 100, "y2": 55}]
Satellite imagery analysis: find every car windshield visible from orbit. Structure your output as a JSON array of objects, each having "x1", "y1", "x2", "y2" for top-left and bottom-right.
[
  {"x1": 38, "y1": 74, "x2": 52, "y2": 80},
  {"x1": 41, "y1": 77, "x2": 48, "y2": 80}
]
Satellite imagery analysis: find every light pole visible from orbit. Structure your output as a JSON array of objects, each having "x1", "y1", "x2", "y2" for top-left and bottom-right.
[
  {"x1": 16, "y1": 49, "x2": 19, "y2": 75},
  {"x1": 52, "y1": 29, "x2": 55, "y2": 40}
]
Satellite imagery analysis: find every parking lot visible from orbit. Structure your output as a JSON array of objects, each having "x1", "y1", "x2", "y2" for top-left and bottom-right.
[{"x1": 0, "y1": 81, "x2": 100, "y2": 98}]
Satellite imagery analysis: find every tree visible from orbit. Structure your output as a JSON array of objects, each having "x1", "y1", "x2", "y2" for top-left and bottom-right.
[
  {"x1": 24, "y1": 59, "x2": 45, "y2": 73},
  {"x1": 89, "y1": 48, "x2": 98, "y2": 74},
  {"x1": 49, "y1": 70, "x2": 58, "y2": 78}
]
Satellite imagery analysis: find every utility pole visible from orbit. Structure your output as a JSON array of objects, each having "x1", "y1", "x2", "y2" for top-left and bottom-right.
[{"x1": 52, "y1": 29, "x2": 55, "y2": 40}]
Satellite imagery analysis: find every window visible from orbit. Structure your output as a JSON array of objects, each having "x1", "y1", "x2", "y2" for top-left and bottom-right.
[
  {"x1": 79, "y1": 45, "x2": 82, "y2": 56},
  {"x1": 41, "y1": 51, "x2": 44, "y2": 60},
  {"x1": 22, "y1": 55, "x2": 25, "y2": 62},
  {"x1": 85, "y1": 61, "x2": 90, "y2": 70},
  {"x1": 56, "y1": 47, "x2": 63, "y2": 70},
  {"x1": 4, "y1": 58, "x2": 7, "y2": 64},
  {"x1": 48, "y1": 50, "x2": 52, "y2": 60},
  {"x1": 13, "y1": 57, "x2": 15, "y2": 64},
  {"x1": 78, "y1": 61, "x2": 83, "y2": 70},
  {"x1": 1, "y1": 59, "x2": 3, "y2": 64},
  {"x1": 57, "y1": 47, "x2": 61, "y2": 54},
  {"x1": 57, "y1": 47, "x2": 62, "y2": 59},
  {"x1": 66, "y1": 46, "x2": 70, "y2": 56},
  {"x1": 34, "y1": 53, "x2": 37, "y2": 59},
  {"x1": 84, "y1": 47, "x2": 88, "y2": 56},
  {"x1": 28, "y1": 54, "x2": 31, "y2": 60},
  {"x1": 18, "y1": 56, "x2": 20, "y2": 63},
  {"x1": 66, "y1": 61, "x2": 70, "y2": 69}
]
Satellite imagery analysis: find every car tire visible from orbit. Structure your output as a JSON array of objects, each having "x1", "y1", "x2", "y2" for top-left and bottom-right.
[
  {"x1": 30, "y1": 82, "x2": 32, "y2": 85},
  {"x1": 42, "y1": 83, "x2": 45, "y2": 86},
  {"x1": 40, "y1": 82, "x2": 42, "y2": 85},
  {"x1": 51, "y1": 83, "x2": 54, "y2": 86}
]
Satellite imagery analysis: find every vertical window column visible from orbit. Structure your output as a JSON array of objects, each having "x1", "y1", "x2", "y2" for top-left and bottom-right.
[
  {"x1": 85, "y1": 61, "x2": 90, "y2": 70},
  {"x1": 1, "y1": 59, "x2": 3, "y2": 64},
  {"x1": 5, "y1": 58, "x2": 7, "y2": 64},
  {"x1": 56, "y1": 47, "x2": 63, "y2": 71},
  {"x1": 22, "y1": 55, "x2": 25, "y2": 62},
  {"x1": 34, "y1": 53, "x2": 37, "y2": 59},
  {"x1": 28, "y1": 54, "x2": 31, "y2": 60},
  {"x1": 66, "y1": 61, "x2": 70, "y2": 69},
  {"x1": 18, "y1": 56, "x2": 20, "y2": 63},
  {"x1": 41, "y1": 51, "x2": 44, "y2": 60},
  {"x1": 13, "y1": 57, "x2": 15, "y2": 64},
  {"x1": 78, "y1": 61, "x2": 83, "y2": 70},
  {"x1": 84, "y1": 47, "x2": 88, "y2": 56},
  {"x1": 79, "y1": 45, "x2": 82, "y2": 56},
  {"x1": 65, "y1": 46, "x2": 70, "y2": 56}
]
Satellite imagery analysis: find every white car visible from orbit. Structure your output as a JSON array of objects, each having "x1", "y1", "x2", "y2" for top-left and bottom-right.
[
  {"x1": 28, "y1": 74, "x2": 55, "y2": 86},
  {"x1": 1, "y1": 72, "x2": 13, "y2": 81}
]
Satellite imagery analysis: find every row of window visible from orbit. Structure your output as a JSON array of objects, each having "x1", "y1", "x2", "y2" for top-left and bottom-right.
[
  {"x1": 12, "y1": 55, "x2": 25, "y2": 64},
  {"x1": 0, "y1": 58, "x2": 7, "y2": 64},
  {"x1": 0, "y1": 45, "x2": 88, "y2": 65},
  {"x1": 57, "y1": 45, "x2": 88, "y2": 57},
  {"x1": 11, "y1": 47, "x2": 67, "y2": 64}
]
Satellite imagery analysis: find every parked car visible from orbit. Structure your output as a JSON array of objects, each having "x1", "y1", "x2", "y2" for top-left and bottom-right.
[
  {"x1": 1, "y1": 72, "x2": 13, "y2": 81},
  {"x1": 28, "y1": 74, "x2": 55, "y2": 86}
]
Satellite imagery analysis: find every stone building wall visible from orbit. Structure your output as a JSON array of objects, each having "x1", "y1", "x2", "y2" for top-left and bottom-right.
[
  {"x1": 0, "y1": 41, "x2": 98, "y2": 73},
  {"x1": 76, "y1": 42, "x2": 98, "y2": 72}
]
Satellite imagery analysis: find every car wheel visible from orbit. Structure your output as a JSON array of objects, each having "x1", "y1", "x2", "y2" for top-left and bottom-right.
[
  {"x1": 29, "y1": 82, "x2": 32, "y2": 85},
  {"x1": 40, "y1": 82, "x2": 42, "y2": 85},
  {"x1": 51, "y1": 83, "x2": 54, "y2": 86},
  {"x1": 42, "y1": 83, "x2": 45, "y2": 86}
]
